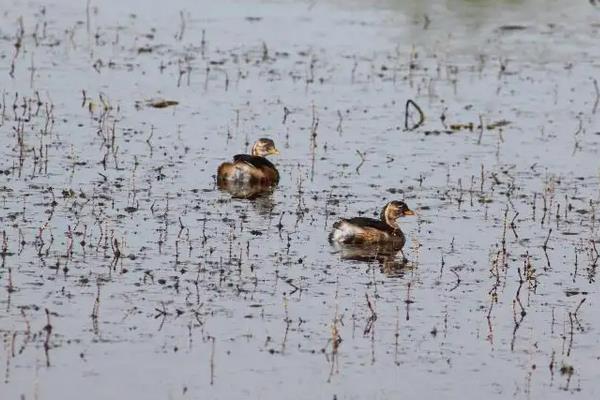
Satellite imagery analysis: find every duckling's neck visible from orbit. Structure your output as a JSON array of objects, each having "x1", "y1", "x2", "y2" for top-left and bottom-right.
[
  {"x1": 250, "y1": 143, "x2": 262, "y2": 157},
  {"x1": 383, "y1": 217, "x2": 399, "y2": 229},
  {"x1": 380, "y1": 207, "x2": 399, "y2": 229}
]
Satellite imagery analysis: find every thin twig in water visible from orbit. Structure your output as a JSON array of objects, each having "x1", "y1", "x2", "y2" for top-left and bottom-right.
[
  {"x1": 355, "y1": 150, "x2": 365, "y2": 174},
  {"x1": 336, "y1": 110, "x2": 343, "y2": 134},
  {"x1": 363, "y1": 293, "x2": 377, "y2": 335},
  {"x1": 543, "y1": 228, "x2": 553, "y2": 250},
  {"x1": 404, "y1": 99, "x2": 425, "y2": 131},
  {"x1": 574, "y1": 297, "x2": 586, "y2": 316},
  {"x1": 285, "y1": 278, "x2": 300, "y2": 295},
  {"x1": 449, "y1": 268, "x2": 461, "y2": 292},
  {"x1": 592, "y1": 78, "x2": 599, "y2": 114},
  {"x1": 209, "y1": 336, "x2": 216, "y2": 385},
  {"x1": 477, "y1": 114, "x2": 484, "y2": 144},
  {"x1": 43, "y1": 308, "x2": 52, "y2": 367}
]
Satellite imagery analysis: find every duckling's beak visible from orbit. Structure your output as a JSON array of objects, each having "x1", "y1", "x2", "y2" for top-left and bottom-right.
[
  {"x1": 403, "y1": 209, "x2": 416, "y2": 216},
  {"x1": 270, "y1": 147, "x2": 280, "y2": 155}
]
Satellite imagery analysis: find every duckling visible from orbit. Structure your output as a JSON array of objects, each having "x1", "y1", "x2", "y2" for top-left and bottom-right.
[
  {"x1": 330, "y1": 201, "x2": 415, "y2": 249},
  {"x1": 217, "y1": 138, "x2": 280, "y2": 185}
]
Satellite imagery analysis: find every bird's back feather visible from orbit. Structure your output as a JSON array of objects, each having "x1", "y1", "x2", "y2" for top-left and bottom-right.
[{"x1": 330, "y1": 217, "x2": 403, "y2": 246}]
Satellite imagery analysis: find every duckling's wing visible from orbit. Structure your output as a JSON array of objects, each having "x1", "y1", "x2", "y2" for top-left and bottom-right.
[
  {"x1": 233, "y1": 154, "x2": 276, "y2": 170},
  {"x1": 343, "y1": 217, "x2": 392, "y2": 232}
]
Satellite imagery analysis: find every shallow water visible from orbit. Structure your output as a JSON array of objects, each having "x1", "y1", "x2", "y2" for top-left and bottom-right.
[{"x1": 1, "y1": 0, "x2": 600, "y2": 399}]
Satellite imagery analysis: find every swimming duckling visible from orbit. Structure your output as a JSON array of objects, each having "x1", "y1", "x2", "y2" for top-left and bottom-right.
[
  {"x1": 330, "y1": 200, "x2": 415, "y2": 249},
  {"x1": 217, "y1": 138, "x2": 280, "y2": 185}
]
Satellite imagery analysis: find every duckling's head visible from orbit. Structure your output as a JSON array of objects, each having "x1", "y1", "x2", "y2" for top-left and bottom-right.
[
  {"x1": 381, "y1": 200, "x2": 415, "y2": 225},
  {"x1": 251, "y1": 138, "x2": 280, "y2": 157}
]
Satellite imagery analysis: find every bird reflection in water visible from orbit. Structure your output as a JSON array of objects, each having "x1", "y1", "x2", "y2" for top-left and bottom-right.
[
  {"x1": 217, "y1": 179, "x2": 274, "y2": 200},
  {"x1": 217, "y1": 180, "x2": 276, "y2": 215},
  {"x1": 332, "y1": 242, "x2": 413, "y2": 278}
]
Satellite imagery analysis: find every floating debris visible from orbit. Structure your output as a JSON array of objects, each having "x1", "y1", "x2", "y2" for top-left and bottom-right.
[
  {"x1": 144, "y1": 99, "x2": 179, "y2": 109},
  {"x1": 498, "y1": 25, "x2": 528, "y2": 32}
]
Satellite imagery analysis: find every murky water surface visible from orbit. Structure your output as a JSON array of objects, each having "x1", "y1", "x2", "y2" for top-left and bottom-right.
[{"x1": 1, "y1": 0, "x2": 600, "y2": 399}]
